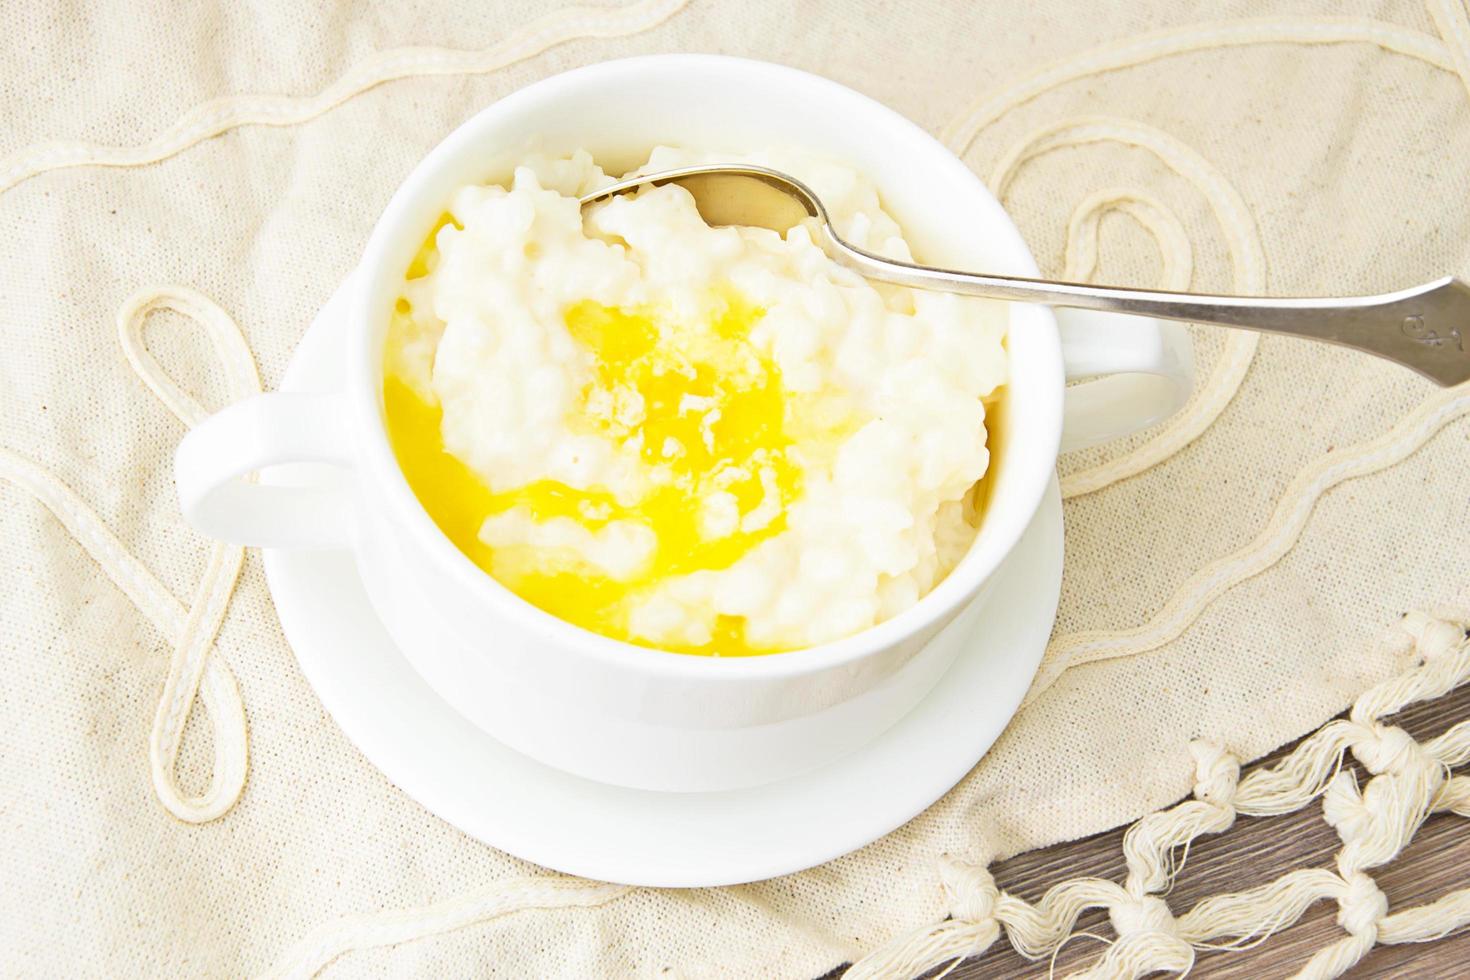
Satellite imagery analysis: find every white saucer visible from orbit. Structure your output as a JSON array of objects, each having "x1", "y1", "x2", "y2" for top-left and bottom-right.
[{"x1": 261, "y1": 291, "x2": 1063, "y2": 888}]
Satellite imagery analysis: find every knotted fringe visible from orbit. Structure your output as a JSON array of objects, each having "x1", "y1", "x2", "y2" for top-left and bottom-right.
[{"x1": 845, "y1": 599, "x2": 1470, "y2": 979}]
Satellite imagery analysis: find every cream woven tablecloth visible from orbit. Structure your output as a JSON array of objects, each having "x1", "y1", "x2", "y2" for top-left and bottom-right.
[{"x1": 4, "y1": 1, "x2": 1470, "y2": 976}]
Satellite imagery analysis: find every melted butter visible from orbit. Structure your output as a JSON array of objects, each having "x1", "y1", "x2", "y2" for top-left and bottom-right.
[
  {"x1": 562, "y1": 291, "x2": 802, "y2": 570},
  {"x1": 406, "y1": 212, "x2": 462, "y2": 280},
  {"x1": 384, "y1": 270, "x2": 828, "y2": 655}
]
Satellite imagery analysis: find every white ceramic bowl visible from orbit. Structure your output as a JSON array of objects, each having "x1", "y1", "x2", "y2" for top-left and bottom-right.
[{"x1": 176, "y1": 55, "x2": 1191, "y2": 792}]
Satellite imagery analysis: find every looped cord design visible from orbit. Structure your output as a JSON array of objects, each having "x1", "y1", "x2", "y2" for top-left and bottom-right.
[
  {"x1": 251, "y1": 6, "x2": 1470, "y2": 976},
  {"x1": 0, "y1": 287, "x2": 259, "y2": 823},
  {"x1": 114, "y1": 287, "x2": 261, "y2": 821},
  {"x1": 1429, "y1": 0, "x2": 1470, "y2": 103},
  {"x1": 845, "y1": 598, "x2": 1470, "y2": 978},
  {"x1": 0, "y1": 0, "x2": 697, "y2": 829},
  {"x1": 941, "y1": 5, "x2": 1470, "y2": 708},
  {"x1": 1028, "y1": 382, "x2": 1470, "y2": 707},
  {"x1": 0, "y1": 2, "x2": 1467, "y2": 976},
  {"x1": 1063, "y1": 189, "x2": 1194, "y2": 291},
  {"x1": 258, "y1": 877, "x2": 633, "y2": 980},
  {"x1": 0, "y1": 0, "x2": 690, "y2": 198},
  {"x1": 990, "y1": 115, "x2": 1264, "y2": 500},
  {"x1": 938, "y1": 15, "x2": 1467, "y2": 508},
  {"x1": 939, "y1": 18, "x2": 1456, "y2": 156}
]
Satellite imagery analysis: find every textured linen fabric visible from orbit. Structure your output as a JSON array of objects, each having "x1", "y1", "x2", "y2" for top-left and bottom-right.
[{"x1": 3, "y1": 0, "x2": 1469, "y2": 975}]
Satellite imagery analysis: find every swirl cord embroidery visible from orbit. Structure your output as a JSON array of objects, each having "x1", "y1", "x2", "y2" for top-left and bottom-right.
[
  {"x1": 250, "y1": 7, "x2": 1470, "y2": 973},
  {"x1": 961, "y1": 9, "x2": 1470, "y2": 704},
  {"x1": 856, "y1": 10, "x2": 1470, "y2": 977},
  {"x1": 0, "y1": 0, "x2": 692, "y2": 827},
  {"x1": 0, "y1": 288, "x2": 265, "y2": 823},
  {"x1": 0, "y1": 0, "x2": 689, "y2": 198},
  {"x1": 987, "y1": 116, "x2": 1265, "y2": 500},
  {"x1": 116, "y1": 286, "x2": 263, "y2": 822},
  {"x1": 842, "y1": 602, "x2": 1470, "y2": 979},
  {"x1": 1063, "y1": 190, "x2": 1195, "y2": 294},
  {"x1": 943, "y1": 16, "x2": 1465, "y2": 502},
  {"x1": 939, "y1": 18, "x2": 1454, "y2": 155},
  {"x1": 1028, "y1": 381, "x2": 1470, "y2": 707},
  {"x1": 252, "y1": 604, "x2": 1470, "y2": 979},
  {"x1": 258, "y1": 878, "x2": 633, "y2": 980},
  {"x1": 1, "y1": 3, "x2": 1467, "y2": 976},
  {"x1": 256, "y1": 40, "x2": 1470, "y2": 980},
  {"x1": 0, "y1": 285, "x2": 259, "y2": 823},
  {"x1": 1429, "y1": 0, "x2": 1470, "y2": 102}
]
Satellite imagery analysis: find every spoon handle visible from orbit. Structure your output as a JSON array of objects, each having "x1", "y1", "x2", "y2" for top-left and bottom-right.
[{"x1": 828, "y1": 238, "x2": 1470, "y2": 387}]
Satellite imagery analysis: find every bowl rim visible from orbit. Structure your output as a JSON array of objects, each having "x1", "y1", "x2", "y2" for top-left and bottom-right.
[{"x1": 346, "y1": 52, "x2": 1063, "y2": 681}]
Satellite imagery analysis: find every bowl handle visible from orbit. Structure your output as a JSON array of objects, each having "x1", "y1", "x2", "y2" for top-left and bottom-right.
[
  {"x1": 1054, "y1": 308, "x2": 1194, "y2": 452},
  {"x1": 174, "y1": 391, "x2": 356, "y2": 548}
]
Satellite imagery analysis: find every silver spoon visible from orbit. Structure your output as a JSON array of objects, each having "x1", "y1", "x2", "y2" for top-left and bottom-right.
[{"x1": 580, "y1": 164, "x2": 1470, "y2": 387}]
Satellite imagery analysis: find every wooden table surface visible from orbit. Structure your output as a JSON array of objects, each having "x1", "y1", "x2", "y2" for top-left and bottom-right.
[{"x1": 825, "y1": 683, "x2": 1470, "y2": 978}]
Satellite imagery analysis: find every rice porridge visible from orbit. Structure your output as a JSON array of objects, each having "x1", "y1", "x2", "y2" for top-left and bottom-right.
[{"x1": 383, "y1": 146, "x2": 1008, "y2": 655}]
